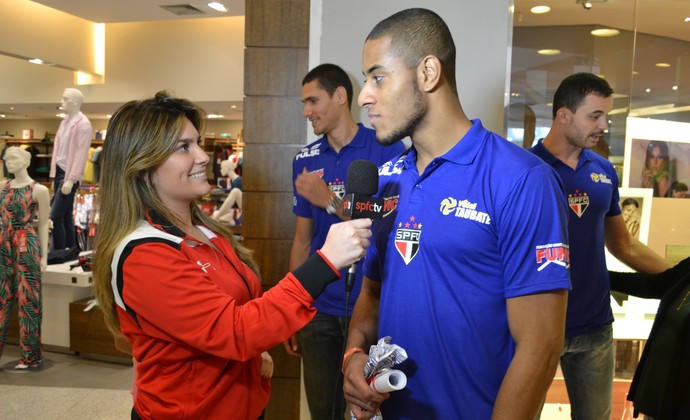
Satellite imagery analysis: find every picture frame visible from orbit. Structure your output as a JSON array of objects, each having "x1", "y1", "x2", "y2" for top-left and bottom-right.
[
  {"x1": 605, "y1": 187, "x2": 653, "y2": 272},
  {"x1": 623, "y1": 117, "x2": 690, "y2": 198}
]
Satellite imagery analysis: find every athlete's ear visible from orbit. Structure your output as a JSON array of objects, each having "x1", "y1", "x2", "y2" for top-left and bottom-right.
[
  {"x1": 334, "y1": 86, "x2": 348, "y2": 106},
  {"x1": 556, "y1": 107, "x2": 570, "y2": 123},
  {"x1": 418, "y1": 55, "x2": 441, "y2": 92}
]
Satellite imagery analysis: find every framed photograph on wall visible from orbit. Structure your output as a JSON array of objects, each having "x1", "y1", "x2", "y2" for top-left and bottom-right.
[
  {"x1": 605, "y1": 187, "x2": 653, "y2": 272},
  {"x1": 623, "y1": 117, "x2": 690, "y2": 198}
]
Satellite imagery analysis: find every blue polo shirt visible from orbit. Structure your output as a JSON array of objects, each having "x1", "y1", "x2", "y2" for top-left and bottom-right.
[
  {"x1": 363, "y1": 120, "x2": 571, "y2": 419},
  {"x1": 531, "y1": 139, "x2": 620, "y2": 337},
  {"x1": 292, "y1": 123, "x2": 405, "y2": 316}
]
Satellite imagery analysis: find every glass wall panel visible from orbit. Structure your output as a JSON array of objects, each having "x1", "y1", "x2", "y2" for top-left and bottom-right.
[{"x1": 509, "y1": 0, "x2": 689, "y2": 179}]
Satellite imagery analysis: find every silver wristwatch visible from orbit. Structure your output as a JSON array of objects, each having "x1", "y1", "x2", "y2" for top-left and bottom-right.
[{"x1": 326, "y1": 195, "x2": 343, "y2": 215}]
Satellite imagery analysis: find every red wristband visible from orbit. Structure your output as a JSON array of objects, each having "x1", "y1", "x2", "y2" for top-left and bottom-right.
[{"x1": 342, "y1": 347, "x2": 365, "y2": 373}]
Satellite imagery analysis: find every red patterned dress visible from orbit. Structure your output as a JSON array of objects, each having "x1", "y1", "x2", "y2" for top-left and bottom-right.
[{"x1": 0, "y1": 180, "x2": 44, "y2": 367}]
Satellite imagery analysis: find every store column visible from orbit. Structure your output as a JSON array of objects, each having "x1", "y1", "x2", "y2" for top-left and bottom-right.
[{"x1": 242, "y1": 0, "x2": 310, "y2": 419}]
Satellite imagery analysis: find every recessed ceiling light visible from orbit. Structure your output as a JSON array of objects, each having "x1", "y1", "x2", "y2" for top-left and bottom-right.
[
  {"x1": 645, "y1": 88, "x2": 651, "y2": 93},
  {"x1": 530, "y1": 6, "x2": 551, "y2": 14},
  {"x1": 655, "y1": 62, "x2": 671, "y2": 68},
  {"x1": 208, "y1": 2, "x2": 228, "y2": 12},
  {"x1": 538, "y1": 49, "x2": 561, "y2": 56},
  {"x1": 672, "y1": 86, "x2": 678, "y2": 91},
  {"x1": 208, "y1": 114, "x2": 225, "y2": 119},
  {"x1": 685, "y1": 17, "x2": 690, "y2": 22},
  {"x1": 29, "y1": 58, "x2": 45, "y2": 65},
  {"x1": 591, "y1": 28, "x2": 620, "y2": 37}
]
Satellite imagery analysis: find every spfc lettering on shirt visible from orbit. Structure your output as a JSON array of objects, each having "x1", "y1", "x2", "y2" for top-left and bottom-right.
[
  {"x1": 568, "y1": 190, "x2": 589, "y2": 218},
  {"x1": 329, "y1": 180, "x2": 345, "y2": 198},
  {"x1": 395, "y1": 216, "x2": 422, "y2": 265},
  {"x1": 535, "y1": 243, "x2": 570, "y2": 271}
]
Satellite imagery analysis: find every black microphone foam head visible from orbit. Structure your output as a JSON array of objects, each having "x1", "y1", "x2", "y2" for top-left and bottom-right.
[{"x1": 346, "y1": 160, "x2": 378, "y2": 195}]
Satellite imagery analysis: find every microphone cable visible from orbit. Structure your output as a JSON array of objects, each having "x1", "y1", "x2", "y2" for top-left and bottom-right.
[{"x1": 331, "y1": 284, "x2": 355, "y2": 420}]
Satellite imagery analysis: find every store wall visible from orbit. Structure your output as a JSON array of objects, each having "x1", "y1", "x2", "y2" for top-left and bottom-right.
[
  {"x1": 85, "y1": 17, "x2": 244, "y2": 104},
  {"x1": 0, "y1": 0, "x2": 244, "y2": 107},
  {"x1": 0, "y1": 119, "x2": 242, "y2": 141},
  {"x1": 0, "y1": 0, "x2": 96, "y2": 74}
]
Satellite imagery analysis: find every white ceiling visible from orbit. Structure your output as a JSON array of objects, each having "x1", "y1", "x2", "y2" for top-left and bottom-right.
[
  {"x1": 3, "y1": 0, "x2": 689, "y2": 122},
  {"x1": 510, "y1": 0, "x2": 690, "y2": 127},
  {"x1": 515, "y1": 0, "x2": 690, "y2": 43},
  {"x1": 31, "y1": 0, "x2": 245, "y2": 23}
]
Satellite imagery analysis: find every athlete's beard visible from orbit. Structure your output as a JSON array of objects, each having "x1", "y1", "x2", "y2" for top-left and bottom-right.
[
  {"x1": 376, "y1": 79, "x2": 426, "y2": 146},
  {"x1": 565, "y1": 124, "x2": 601, "y2": 151}
]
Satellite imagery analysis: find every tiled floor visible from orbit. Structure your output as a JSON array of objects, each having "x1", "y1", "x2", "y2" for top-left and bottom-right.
[
  {"x1": 0, "y1": 342, "x2": 630, "y2": 420},
  {"x1": 0, "y1": 344, "x2": 134, "y2": 419}
]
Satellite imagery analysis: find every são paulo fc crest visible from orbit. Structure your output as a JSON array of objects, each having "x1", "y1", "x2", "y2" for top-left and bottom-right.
[
  {"x1": 568, "y1": 190, "x2": 589, "y2": 218},
  {"x1": 395, "y1": 216, "x2": 422, "y2": 265}
]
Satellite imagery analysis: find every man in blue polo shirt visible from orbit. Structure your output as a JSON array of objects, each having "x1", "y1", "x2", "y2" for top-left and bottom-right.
[
  {"x1": 286, "y1": 63, "x2": 405, "y2": 420},
  {"x1": 342, "y1": 9, "x2": 570, "y2": 420},
  {"x1": 530, "y1": 72, "x2": 672, "y2": 420}
]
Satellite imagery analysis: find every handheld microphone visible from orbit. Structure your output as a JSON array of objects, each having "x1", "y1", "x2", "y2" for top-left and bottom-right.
[
  {"x1": 343, "y1": 160, "x2": 381, "y2": 293},
  {"x1": 342, "y1": 161, "x2": 384, "y2": 220}
]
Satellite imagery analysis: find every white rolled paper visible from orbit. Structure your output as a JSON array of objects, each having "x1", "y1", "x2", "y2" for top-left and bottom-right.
[{"x1": 369, "y1": 369, "x2": 407, "y2": 393}]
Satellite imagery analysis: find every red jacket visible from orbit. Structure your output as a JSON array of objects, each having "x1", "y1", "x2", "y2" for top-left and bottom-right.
[{"x1": 112, "y1": 218, "x2": 339, "y2": 419}]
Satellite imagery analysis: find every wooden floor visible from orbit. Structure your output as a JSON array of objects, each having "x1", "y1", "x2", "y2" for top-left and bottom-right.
[{"x1": 545, "y1": 377, "x2": 632, "y2": 420}]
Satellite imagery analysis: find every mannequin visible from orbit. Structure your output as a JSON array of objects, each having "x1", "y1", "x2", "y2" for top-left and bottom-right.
[
  {"x1": 212, "y1": 157, "x2": 242, "y2": 225},
  {"x1": 49, "y1": 88, "x2": 92, "y2": 251},
  {"x1": 0, "y1": 146, "x2": 50, "y2": 369},
  {"x1": 0, "y1": 139, "x2": 6, "y2": 181}
]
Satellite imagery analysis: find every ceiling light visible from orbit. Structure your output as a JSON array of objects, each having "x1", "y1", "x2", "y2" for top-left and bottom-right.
[
  {"x1": 645, "y1": 88, "x2": 651, "y2": 93},
  {"x1": 582, "y1": 1, "x2": 592, "y2": 10},
  {"x1": 208, "y1": 114, "x2": 225, "y2": 119},
  {"x1": 530, "y1": 6, "x2": 551, "y2": 14},
  {"x1": 208, "y1": 2, "x2": 228, "y2": 12},
  {"x1": 0, "y1": 115, "x2": 5, "y2": 118},
  {"x1": 672, "y1": 86, "x2": 678, "y2": 91},
  {"x1": 591, "y1": 28, "x2": 620, "y2": 37},
  {"x1": 537, "y1": 49, "x2": 561, "y2": 56},
  {"x1": 29, "y1": 58, "x2": 45, "y2": 65},
  {"x1": 685, "y1": 17, "x2": 690, "y2": 22},
  {"x1": 655, "y1": 62, "x2": 671, "y2": 68}
]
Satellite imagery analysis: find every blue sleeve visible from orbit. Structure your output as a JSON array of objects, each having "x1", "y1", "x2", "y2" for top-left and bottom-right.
[
  {"x1": 606, "y1": 160, "x2": 622, "y2": 218},
  {"x1": 292, "y1": 156, "x2": 312, "y2": 219},
  {"x1": 498, "y1": 165, "x2": 571, "y2": 298}
]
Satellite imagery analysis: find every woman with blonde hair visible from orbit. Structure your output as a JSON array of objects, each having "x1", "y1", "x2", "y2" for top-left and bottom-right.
[
  {"x1": 641, "y1": 141, "x2": 672, "y2": 197},
  {"x1": 93, "y1": 91, "x2": 371, "y2": 419}
]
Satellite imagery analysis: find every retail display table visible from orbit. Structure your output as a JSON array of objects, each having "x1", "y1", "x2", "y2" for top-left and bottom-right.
[{"x1": 40, "y1": 261, "x2": 94, "y2": 348}]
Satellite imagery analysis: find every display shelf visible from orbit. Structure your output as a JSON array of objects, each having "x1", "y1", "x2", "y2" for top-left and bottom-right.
[{"x1": 69, "y1": 297, "x2": 131, "y2": 362}]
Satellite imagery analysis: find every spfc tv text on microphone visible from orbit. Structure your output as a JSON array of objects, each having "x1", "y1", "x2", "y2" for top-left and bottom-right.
[{"x1": 342, "y1": 194, "x2": 384, "y2": 219}]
